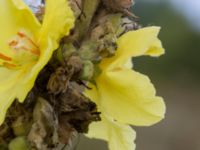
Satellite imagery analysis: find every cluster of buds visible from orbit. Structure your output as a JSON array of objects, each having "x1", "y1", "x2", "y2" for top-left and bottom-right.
[{"x1": 0, "y1": 0, "x2": 141, "y2": 149}]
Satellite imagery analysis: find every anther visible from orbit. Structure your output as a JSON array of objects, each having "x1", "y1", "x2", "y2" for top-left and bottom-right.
[
  {"x1": 0, "y1": 53, "x2": 12, "y2": 61},
  {"x1": 3, "y1": 62, "x2": 16, "y2": 69},
  {"x1": 9, "y1": 40, "x2": 18, "y2": 47}
]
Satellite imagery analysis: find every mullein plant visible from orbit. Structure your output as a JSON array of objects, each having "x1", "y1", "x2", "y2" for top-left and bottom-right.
[{"x1": 0, "y1": 0, "x2": 166, "y2": 150}]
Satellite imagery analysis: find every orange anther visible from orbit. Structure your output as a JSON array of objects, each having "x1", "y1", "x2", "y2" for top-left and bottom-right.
[
  {"x1": 31, "y1": 49, "x2": 40, "y2": 56},
  {"x1": 3, "y1": 62, "x2": 16, "y2": 69},
  {"x1": 9, "y1": 40, "x2": 18, "y2": 47},
  {"x1": 17, "y1": 32, "x2": 25, "y2": 38},
  {"x1": 0, "y1": 53, "x2": 12, "y2": 61}
]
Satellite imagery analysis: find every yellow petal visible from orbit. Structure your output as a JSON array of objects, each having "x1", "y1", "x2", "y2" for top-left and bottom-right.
[
  {"x1": 117, "y1": 26, "x2": 164, "y2": 57},
  {"x1": 0, "y1": 68, "x2": 21, "y2": 92},
  {"x1": 124, "y1": 58, "x2": 133, "y2": 69},
  {"x1": 145, "y1": 37, "x2": 164, "y2": 56},
  {"x1": 84, "y1": 83, "x2": 100, "y2": 104},
  {"x1": 0, "y1": 0, "x2": 75, "y2": 125},
  {"x1": 0, "y1": 66, "x2": 41, "y2": 125},
  {"x1": 0, "y1": 0, "x2": 40, "y2": 124},
  {"x1": 86, "y1": 114, "x2": 136, "y2": 150},
  {"x1": 19, "y1": 0, "x2": 75, "y2": 100},
  {"x1": 0, "y1": 0, "x2": 41, "y2": 55},
  {"x1": 101, "y1": 27, "x2": 164, "y2": 69},
  {"x1": 38, "y1": 0, "x2": 74, "y2": 45},
  {"x1": 26, "y1": 0, "x2": 75, "y2": 87},
  {"x1": 0, "y1": 68, "x2": 25, "y2": 124},
  {"x1": 95, "y1": 68, "x2": 166, "y2": 126},
  {"x1": 0, "y1": 91, "x2": 16, "y2": 125}
]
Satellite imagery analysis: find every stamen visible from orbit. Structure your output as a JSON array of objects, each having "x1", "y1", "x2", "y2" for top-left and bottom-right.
[
  {"x1": 20, "y1": 46, "x2": 40, "y2": 56},
  {"x1": 17, "y1": 32, "x2": 39, "y2": 49},
  {"x1": 17, "y1": 32, "x2": 25, "y2": 38},
  {"x1": 9, "y1": 40, "x2": 18, "y2": 47},
  {"x1": 3, "y1": 62, "x2": 17, "y2": 69},
  {"x1": 9, "y1": 31, "x2": 40, "y2": 56},
  {"x1": 0, "y1": 53, "x2": 12, "y2": 61}
]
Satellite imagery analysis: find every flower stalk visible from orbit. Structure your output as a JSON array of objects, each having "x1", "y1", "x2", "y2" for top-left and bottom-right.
[{"x1": 0, "y1": 0, "x2": 165, "y2": 150}]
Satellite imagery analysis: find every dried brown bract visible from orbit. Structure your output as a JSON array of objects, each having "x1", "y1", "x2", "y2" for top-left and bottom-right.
[{"x1": 47, "y1": 56, "x2": 82, "y2": 95}]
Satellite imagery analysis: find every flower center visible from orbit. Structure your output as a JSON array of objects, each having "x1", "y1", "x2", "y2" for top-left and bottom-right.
[
  {"x1": 0, "y1": 30, "x2": 40, "y2": 69},
  {"x1": 9, "y1": 31, "x2": 40, "y2": 56}
]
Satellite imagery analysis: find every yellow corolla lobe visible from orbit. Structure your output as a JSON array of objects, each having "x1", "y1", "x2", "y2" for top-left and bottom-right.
[
  {"x1": 85, "y1": 27, "x2": 166, "y2": 150},
  {"x1": 0, "y1": 0, "x2": 74, "y2": 125}
]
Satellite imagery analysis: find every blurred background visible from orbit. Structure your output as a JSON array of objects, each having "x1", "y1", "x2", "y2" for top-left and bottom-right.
[{"x1": 77, "y1": 0, "x2": 200, "y2": 149}]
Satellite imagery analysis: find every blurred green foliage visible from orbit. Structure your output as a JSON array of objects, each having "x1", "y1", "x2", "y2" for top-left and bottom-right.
[{"x1": 132, "y1": 2, "x2": 200, "y2": 81}]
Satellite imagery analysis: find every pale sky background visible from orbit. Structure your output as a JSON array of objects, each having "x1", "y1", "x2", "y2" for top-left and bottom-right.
[
  {"x1": 24, "y1": 0, "x2": 43, "y2": 13},
  {"x1": 169, "y1": 0, "x2": 200, "y2": 32}
]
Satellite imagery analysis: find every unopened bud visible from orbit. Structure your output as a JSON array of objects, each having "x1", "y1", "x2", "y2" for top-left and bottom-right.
[
  {"x1": 80, "y1": 61, "x2": 94, "y2": 80},
  {"x1": 9, "y1": 136, "x2": 29, "y2": 150}
]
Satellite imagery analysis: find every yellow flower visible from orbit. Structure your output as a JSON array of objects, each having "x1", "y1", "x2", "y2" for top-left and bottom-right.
[
  {"x1": 0, "y1": 0, "x2": 74, "y2": 124},
  {"x1": 85, "y1": 27, "x2": 166, "y2": 150}
]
